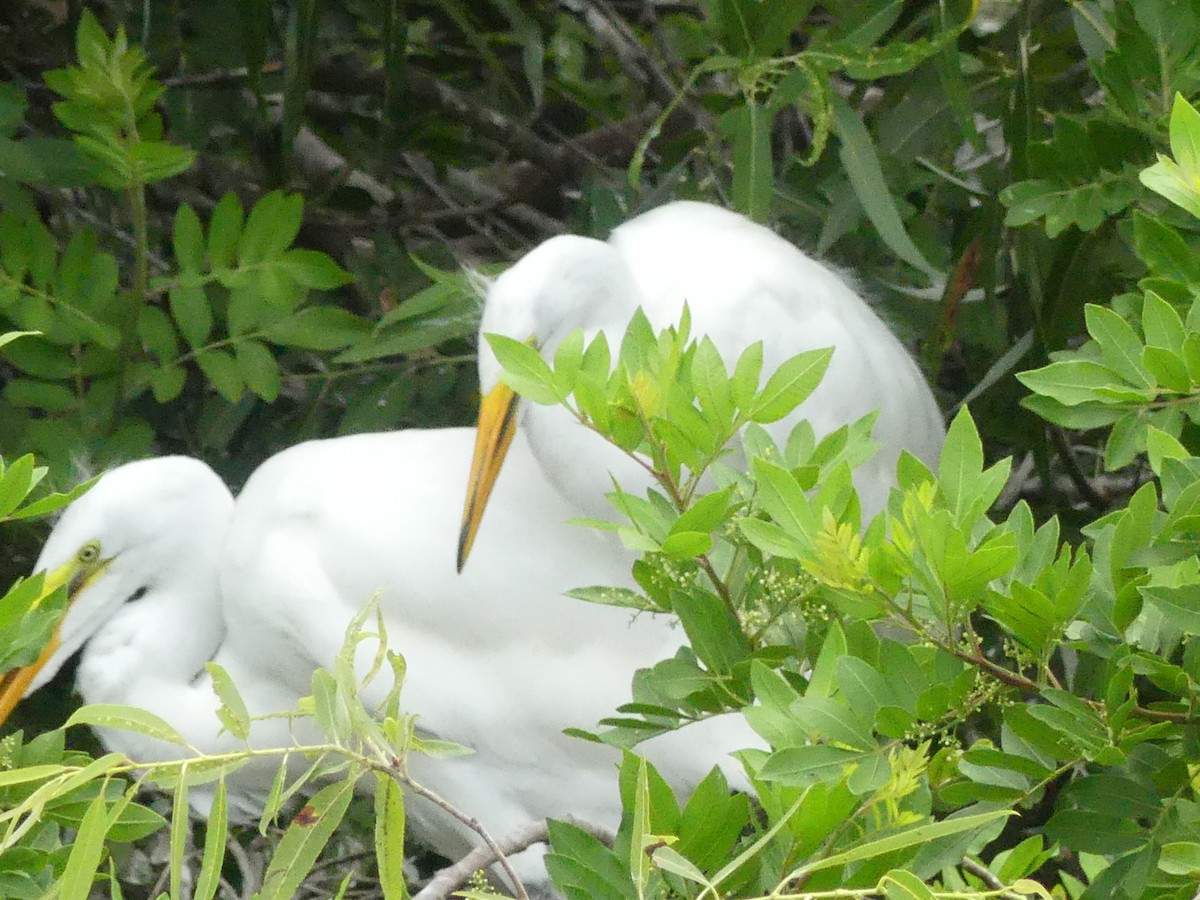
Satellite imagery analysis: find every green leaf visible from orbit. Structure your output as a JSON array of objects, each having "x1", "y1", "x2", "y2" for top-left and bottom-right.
[
  {"x1": 485, "y1": 333, "x2": 560, "y2": 404},
  {"x1": 728, "y1": 102, "x2": 774, "y2": 221},
  {"x1": 137, "y1": 305, "x2": 178, "y2": 364},
  {"x1": 1084, "y1": 304, "x2": 1151, "y2": 387},
  {"x1": 174, "y1": 204, "x2": 204, "y2": 274},
  {"x1": 66, "y1": 704, "x2": 190, "y2": 747},
  {"x1": 170, "y1": 774, "x2": 190, "y2": 900},
  {"x1": 671, "y1": 486, "x2": 734, "y2": 537},
  {"x1": 670, "y1": 590, "x2": 750, "y2": 675},
  {"x1": 552, "y1": 329, "x2": 585, "y2": 398},
  {"x1": 1132, "y1": 212, "x2": 1200, "y2": 283},
  {"x1": 1044, "y1": 809, "x2": 1142, "y2": 855},
  {"x1": 1142, "y1": 291, "x2": 1186, "y2": 354},
  {"x1": 546, "y1": 819, "x2": 637, "y2": 900},
  {"x1": 195, "y1": 349, "x2": 245, "y2": 402},
  {"x1": 831, "y1": 91, "x2": 935, "y2": 275},
  {"x1": 938, "y1": 406, "x2": 984, "y2": 521},
  {"x1": 1140, "y1": 153, "x2": 1200, "y2": 220},
  {"x1": 169, "y1": 284, "x2": 213, "y2": 349},
  {"x1": 265, "y1": 306, "x2": 370, "y2": 350},
  {"x1": 277, "y1": 248, "x2": 353, "y2": 289},
  {"x1": 660, "y1": 531, "x2": 713, "y2": 559},
  {"x1": 1158, "y1": 841, "x2": 1200, "y2": 876},
  {"x1": 0, "y1": 330, "x2": 40, "y2": 351},
  {"x1": 731, "y1": 342, "x2": 764, "y2": 411},
  {"x1": 150, "y1": 365, "x2": 187, "y2": 403},
  {"x1": 792, "y1": 810, "x2": 1011, "y2": 878},
  {"x1": 1017, "y1": 359, "x2": 1135, "y2": 406},
  {"x1": 58, "y1": 792, "x2": 109, "y2": 900},
  {"x1": 880, "y1": 870, "x2": 935, "y2": 900},
  {"x1": 752, "y1": 457, "x2": 818, "y2": 544},
  {"x1": 1168, "y1": 92, "x2": 1200, "y2": 175},
  {"x1": 738, "y1": 518, "x2": 805, "y2": 559},
  {"x1": 0, "y1": 453, "x2": 39, "y2": 519},
  {"x1": 836, "y1": 656, "x2": 893, "y2": 725},
  {"x1": 255, "y1": 779, "x2": 355, "y2": 900},
  {"x1": 193, "y1": 779, "x2": 228, "y2": 900},
  {"x1": 374, "y1": 774, "x2": 409, "y2": 900},
  {"x1": 238, "y1": 191, "x2": 303, "y2": 266},
  {"x1": 1020, "y1": 394, "x2": 1124, "y2": 429},
  {"x1": 208, "y1": 192, "x2": 244, "y2": 271},
  {"x1": 205, "y1": 662, "x2": 250, "y2": 741},
  {"x1": 234, "y1": 340, "x2": 281, "y2": 402},
  {"x1": 750, "y1": 347, "x2": 834, "y2": 423},
  {"x1": 1142, "y1": 345, "x2": 1191, "y2": 392}
]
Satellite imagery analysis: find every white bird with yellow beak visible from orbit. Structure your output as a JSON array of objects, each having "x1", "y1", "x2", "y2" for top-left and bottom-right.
[
  {"x1": 0, "y1": 430, "x2": 753, "y2": 886},
  {"x1": 458, "y1": 200, "x2": 944, "y2": 567}
]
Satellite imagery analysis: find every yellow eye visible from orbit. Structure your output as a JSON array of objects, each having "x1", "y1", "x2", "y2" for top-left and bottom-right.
[{"x1": 77, "y1": 541, "x2": 101, "y2": 565}]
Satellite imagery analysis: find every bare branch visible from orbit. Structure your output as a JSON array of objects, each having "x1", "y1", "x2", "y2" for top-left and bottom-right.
[{"x1": 413, "y1": 818, "x2": 615, "y2": 900}]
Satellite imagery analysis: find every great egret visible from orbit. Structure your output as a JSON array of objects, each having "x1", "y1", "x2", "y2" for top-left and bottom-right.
[
  {"x1": 459, "y1": 200, "x2": 945, "y2": 567},
  {"x1": 0, "y1": 429, "x2": 754, "y2": 885}
]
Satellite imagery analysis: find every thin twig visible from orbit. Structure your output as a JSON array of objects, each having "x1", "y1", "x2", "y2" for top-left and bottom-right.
[{"x1": 413, "y1": 819, "x2": 615, "y2": 900}]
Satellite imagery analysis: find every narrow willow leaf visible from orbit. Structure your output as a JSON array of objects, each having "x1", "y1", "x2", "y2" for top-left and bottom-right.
[
  {"x1": 255, "y1": 778, "x2": 355, "y2": 900},
  {"x1": 791, "y1": 810, "x2": 1010, "y2": 877},
  {"x1": 831, "y1": 92, "x2": 936, "y2": 275},
  {"x1": 170, "y1": 774, "x2": 190, "y2": 900},
  {"x1": 194, "y1": 779, "x2": 228, "y2": 900},
  {"x1": 58, "y1": 792, "x2": 109, "y2": 900},
  {"x1": 66, "y1": 704, "x2": 190, "y2": 747},
  {"x1": 374, "y1": 774, "x2": 409, "y2": 900},
  {"x1": 206, "y1": 662, "x2": 251, "y2": 740}
]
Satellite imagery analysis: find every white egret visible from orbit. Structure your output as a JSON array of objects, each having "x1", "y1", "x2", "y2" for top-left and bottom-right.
[
  {"x1": 0, "y1": 429, "x2": 754, "y2": 887},
  {"x1": 459, "y1": 200, "x2": 944, "y2": 566}
]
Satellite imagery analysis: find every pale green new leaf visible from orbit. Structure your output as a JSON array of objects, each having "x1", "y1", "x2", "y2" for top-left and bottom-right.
[
  {"x1": 374, "y1": 773, "x2": 409, "y2": 900},
  {"x1": 485, "y1": 333, "x2": 560, "y2": 404},
  {"x1": 206, "y1": 662, "x2": 251, "y2": 741},
  {"x1": 66, "y1": 704, "x2": 190, "y2": 747},
  {"x1": 750, "y1": 347, "x2": 834, "y2": 423},
  {"x1": 790, "y1": 810, "x2": 1011, "y2": 878},
  {"x1": 0, "y1": 330, "x2": 39, "y2": 351}
]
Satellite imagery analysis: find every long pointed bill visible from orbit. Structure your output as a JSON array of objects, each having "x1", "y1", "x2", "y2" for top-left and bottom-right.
[
  {"x1": 458, "y1": 382, "x2": 520, "y2": 572},
  {"x1": 0, "y1": 562, "x2": 76, "y2": 724}
]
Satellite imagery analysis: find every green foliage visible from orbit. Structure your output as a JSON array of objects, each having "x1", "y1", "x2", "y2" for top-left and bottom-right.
[{"x1": 6, "y1": 2, "x2": 1200, "y2": 898}]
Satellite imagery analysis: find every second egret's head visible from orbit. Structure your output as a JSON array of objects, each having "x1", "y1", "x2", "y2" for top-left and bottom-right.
[
  {"x1": 458, "y1": 234, "x2": 640, "y2": 570},
  {"x1": 0, "y1": 457, "x2": 234, "y2": 723}
]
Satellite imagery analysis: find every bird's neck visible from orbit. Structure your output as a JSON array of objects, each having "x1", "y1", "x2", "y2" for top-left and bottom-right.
[{"x1": 75, "y1": 570, "x2": 224, "y2": 708}]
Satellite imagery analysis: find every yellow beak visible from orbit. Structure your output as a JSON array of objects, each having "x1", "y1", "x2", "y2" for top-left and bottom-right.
[
  {"x1": 457, "y1": 382, "x2": 520, "y2": 571},
  {"x1": 0, "y1": 561, "x2": 78, "y2": 725}
]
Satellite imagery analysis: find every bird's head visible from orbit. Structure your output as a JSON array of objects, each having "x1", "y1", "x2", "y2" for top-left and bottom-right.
[
  {"x1": 458, "y1": 234, "x2": 640, "y2": 571},
  {"x1": 0, "y1": 457, "x2": 234, "y2": 723}
]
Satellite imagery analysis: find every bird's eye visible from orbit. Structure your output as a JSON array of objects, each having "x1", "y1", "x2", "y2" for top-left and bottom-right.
[{"x1": 77, "y1": 541, "x2": 101, "y2": 565}]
